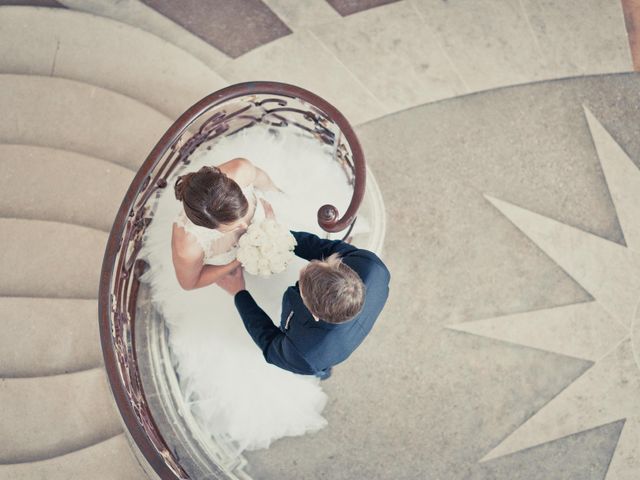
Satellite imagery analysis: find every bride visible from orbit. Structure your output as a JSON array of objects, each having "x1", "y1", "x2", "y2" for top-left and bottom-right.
[
  {"x1": 138, "y1": 126, "x2": 359, "y2": 452},
  {"x1": 171, "y1": 159, "x2": 276, "y2": 290}
]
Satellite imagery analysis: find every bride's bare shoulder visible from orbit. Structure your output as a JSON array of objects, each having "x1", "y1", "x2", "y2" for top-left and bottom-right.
[
  {"x1": 172, "y1": 223, "x2": 203, "y2": 259},
  {"x1": 218, "y1": 157, "x2": 255, "y2": 187}
]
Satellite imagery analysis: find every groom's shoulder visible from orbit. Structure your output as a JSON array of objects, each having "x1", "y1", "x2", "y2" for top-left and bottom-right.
[{"x1": 342, "y1": 247, "x2": 390, "y2": 283}]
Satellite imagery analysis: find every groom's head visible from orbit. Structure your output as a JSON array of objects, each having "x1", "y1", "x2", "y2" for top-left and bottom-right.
[{"x1": 299, "y1": 254, "x2": 365, "y2": 324}]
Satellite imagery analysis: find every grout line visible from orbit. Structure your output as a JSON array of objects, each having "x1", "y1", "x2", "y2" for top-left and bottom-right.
[
  {"x1": 407, "y1": 0, "x2": 472, "y2": 93},
  {"x1": 0, "y1": 295, "x2": 97, "y2": 300},
  {"x1": 260, "y1": 0, "x2": 297, "y2": 32},
  {"x1": 593, "y1": 334, "x2": 630, "y2": 364},
  {"x1": 305, "y1": 27, "x2": 390, "y2": 113},
  {"x1": 0, "y1": 142, "x2": 137, "y2": 173},
  {"x1": 0, "y1": 366, "x2": 105, "y2": 381},
  {"x1": 516, "y1": 0, "x2": 548, "y2": 72},
  {"x1": 49, "y1": 39, "x2": 60, "y2": 76},
  {"x1": 261, "y1": 0, "x2": 341, "y2": 32},
  {"x1": 0, "y1": 214, "x2": 111, "y2": 233},
  {"x1": 1, "y1": 363, "x2": 104, "y2": 380}
]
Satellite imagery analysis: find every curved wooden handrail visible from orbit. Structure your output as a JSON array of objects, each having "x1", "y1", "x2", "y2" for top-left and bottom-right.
[
  {"x1": 145, "y1": 81, "x2": 366, "y2": 231},
  {"x1": 99, "y1": 82, "x2": 367, "y2": 480}
]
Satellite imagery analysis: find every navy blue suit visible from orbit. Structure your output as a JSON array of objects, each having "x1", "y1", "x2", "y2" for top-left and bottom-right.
[{"x1": 234, "y1": 231, "x2": 391, "y2": 376}]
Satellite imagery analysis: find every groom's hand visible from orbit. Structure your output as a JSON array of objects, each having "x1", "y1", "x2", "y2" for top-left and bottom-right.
[{"x1": 217, "y1": 266, "x2": 246, "y2": 296}]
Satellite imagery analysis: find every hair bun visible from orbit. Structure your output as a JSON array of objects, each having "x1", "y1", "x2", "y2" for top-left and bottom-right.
[
  {"x1": 174, "y1": 172, "x2": 194, "y2": 201},
  {"x1": 204, "y1": 165, "x2": 222, "y2": 176}
]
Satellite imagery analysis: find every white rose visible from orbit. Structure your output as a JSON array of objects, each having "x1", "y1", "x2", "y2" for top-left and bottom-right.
[
  {"x1": 245, "y1": 225, "x2": 267, "y2": 246},
  {"x1": 287, "y1": 236, "x2": 297, "y2": 251},
  {"x1": 237, "y1": 246, "x2": 260, "y2": 275},
  {"x1": 258, "y1": 264, "x2": 272, "y2": 277},
  {"x1": 238, "y1": 233, "x2": 251, "y2": 248},
  {"x1": 259, "y1": 242, "x2": 277, "y2": 257},
  {"x1": 276, "y1": 230, "x2": 296, "y2": 249},
  {"x1": 269, "y1": 255, "x2": 287, "y2": 273},
  {"x1": 262, "y1": 219, "x2": 280, "y2": 236},
  {"x1": 237, "y1": 219, "x2": 296, "y2": 276}
]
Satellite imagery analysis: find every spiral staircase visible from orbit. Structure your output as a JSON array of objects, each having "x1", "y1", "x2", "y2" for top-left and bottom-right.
[{"x1": 0, "y1": 1, "x2": 634, "y2": 479}]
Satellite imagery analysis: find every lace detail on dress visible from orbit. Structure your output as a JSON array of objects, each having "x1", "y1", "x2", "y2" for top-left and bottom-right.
[{"x1": 174, "y1": 184, "x2": 264, "y2": 266}]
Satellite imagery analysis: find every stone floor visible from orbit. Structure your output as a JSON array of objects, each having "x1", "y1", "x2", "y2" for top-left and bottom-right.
[
  {"x1": 1, "y1": 1, "x2": 640, "y2": 480},
  {"x1": 245, "y1": 73, "x2": 640, "y2": 480}
]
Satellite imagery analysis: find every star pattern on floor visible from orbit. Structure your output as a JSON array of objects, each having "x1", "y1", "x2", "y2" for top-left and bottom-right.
[{"x1": 448, "y1": 106, "x2": 640, "y2": 479}]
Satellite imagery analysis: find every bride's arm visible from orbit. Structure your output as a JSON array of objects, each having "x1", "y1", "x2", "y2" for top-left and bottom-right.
[
  {"x1": 219, "y1": 157, "x2": 280, "y2": 192},
  {"x1": 253, "y1": 165, "x2": 279, "y2": 192},
  {"x1": 172, "y1": 225, "x2": 240, "y2": 290}
]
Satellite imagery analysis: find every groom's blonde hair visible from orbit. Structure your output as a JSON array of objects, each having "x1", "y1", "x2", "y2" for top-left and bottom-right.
[{"x1": 299, "y1": 253, "x2": 365, "y2": 324}]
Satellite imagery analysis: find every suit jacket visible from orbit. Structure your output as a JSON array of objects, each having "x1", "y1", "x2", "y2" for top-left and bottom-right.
[{"x1": 234, "y1": 230, "x2": 391, "y2": 375}]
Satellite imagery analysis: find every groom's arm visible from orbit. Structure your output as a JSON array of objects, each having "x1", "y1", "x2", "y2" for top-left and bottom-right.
[
  {"x1": 291, "y1": 230, "x2": 357, "y2": 262},
  {"x1": 234, "y1": 290, "x2": 315, "y2": 375}
]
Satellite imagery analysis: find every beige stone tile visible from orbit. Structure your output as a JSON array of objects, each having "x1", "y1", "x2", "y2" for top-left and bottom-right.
[
  {"x1": 245, "y1": 72, "x2": 640, "y2": 480},
  {"x1": 311, "y1": 1, "x2": 467, "y2": 112},
  {"x1": 473, "y1": 106, "x2": 640, "y2": 478},
  {"x1": 411, "y1": 0, "x2": 548, "y2": 91},
  {"x1": 482, "y1": 340, "x2": 639, "y2": 464},
  {"x1": 221, "y1": 30, "x2": 387, "y2": 125},
  {"x1": 584, "y1": 107, "x2": 640, "y2": 252},
  {"x1": 449, "y1": 301, "x2": 628, "y2": 362},
  {"x1": 0, "y1": 298, "x2": 102, "y2": 377},
  {"x1": 263, "y1": 0, "x2": 341, "y2": 30},
  {"x1": 486, "y1": 195, "x2": 640, "y2": 328},
  {"x1": 0, "y1": 369, "x2": 121, "y2": 463},
  {"x1": 607, "y1": 418, "x2": 640, "y2": 480},
  {"x1": 520, "y1": 0, "x2": 632, "y2": 76}
]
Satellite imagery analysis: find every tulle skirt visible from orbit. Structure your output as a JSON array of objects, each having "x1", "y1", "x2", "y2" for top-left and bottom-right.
[{"x1": 137, "y1": 125, "x2": 365, "y2": 451}]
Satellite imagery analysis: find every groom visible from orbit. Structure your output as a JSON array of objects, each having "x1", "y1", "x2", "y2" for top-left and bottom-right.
[{"x1": 217, "y1": 231, "x2": 391, "y2": 380}]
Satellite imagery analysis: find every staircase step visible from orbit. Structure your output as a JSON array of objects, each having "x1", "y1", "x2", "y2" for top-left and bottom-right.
[
  {"x1": 0, "y1": 218, "x2": 106, "y2": 298},
  {"x1": 0, "y1": 74, "x2": 171, "y2": 171},
  {"x1": 0, "y1": 6, "x2": 227, "y2": 118},
  {"x1": 0, "y1": 297, "x2": 102, "y2": 377},
  {"x1": 0, "y1": 145, "x2": 134, "y2": 232},
  {"x1": 0, "y1": 368, "x2": 121, "y2": 463},
  {"x1": 0, "y1": 434, "x2": 144, "y2": 480},
  {"x1": 59, "y1": 0, "x2": 231, "y2": 72}
]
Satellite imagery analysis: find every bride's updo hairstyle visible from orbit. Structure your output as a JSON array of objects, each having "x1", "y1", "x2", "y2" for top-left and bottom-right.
[{"x1": 174, "y1": 166, "x2": 249, "y2": 229}]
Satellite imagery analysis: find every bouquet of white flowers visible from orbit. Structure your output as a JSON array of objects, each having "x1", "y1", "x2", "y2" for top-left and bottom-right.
[{"x1": 236, "y1": 219, "x2": 297, "y2": 277}]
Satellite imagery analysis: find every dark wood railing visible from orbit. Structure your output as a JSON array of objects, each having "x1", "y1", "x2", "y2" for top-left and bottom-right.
[{"x1": 98, "y1": 82, "x2": 366, "y2": 479}]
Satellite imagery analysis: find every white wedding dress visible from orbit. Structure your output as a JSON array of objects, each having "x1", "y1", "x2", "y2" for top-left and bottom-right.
[{"x1": 138, "y1": 125, "x2": 366, "y2": 453}]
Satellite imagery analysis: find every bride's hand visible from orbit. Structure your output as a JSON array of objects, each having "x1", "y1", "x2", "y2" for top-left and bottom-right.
[
  {"x1": 217, "y1": 266, "x2": 246, "y2": 296},
  {"x1": 262, "y1": 175, "x2": 283, "y2": 194},
  {"x1": 260, "y1": 198, "x2": 276, "y2": 220},
  {"x1": 270, "y1": 183, "x2": 284, "y2": 194}
]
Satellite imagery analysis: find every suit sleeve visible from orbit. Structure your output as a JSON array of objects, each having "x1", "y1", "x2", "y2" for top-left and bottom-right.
[
  {"x1": 291, "y1": 230, "x2": 357, "y2": 261},
  {"x1": 234, "y1": 290, "x2": 314, "y2": 375}
]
